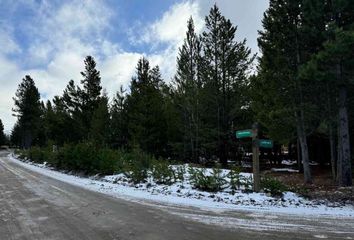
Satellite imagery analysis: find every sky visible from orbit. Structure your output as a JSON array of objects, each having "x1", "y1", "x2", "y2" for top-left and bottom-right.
[{"x1": 0, "y1": 0, "x2": 269, "y2": 133}]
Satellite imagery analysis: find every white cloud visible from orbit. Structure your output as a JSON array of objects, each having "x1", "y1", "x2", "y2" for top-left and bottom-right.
[
  {"x1": 0, "y1": 56, "x2": 22, "y2": 133},
  {"x1": 197, "y1": 0, "x2": 269, "y2": 55},
  {"x1": 141, "y1": 1, "x2": 204, "y2": 45},
  {"x1": 0, "y1": 26, "x2": 21, "y2": 54},
  {"x1": 129, "y1": 1, "x2": 205, "y2": 83},
  {"x1": 27, "y1": 0, "x2": 115, "y2": 65},
  {"x1": 100, "y1": 52, "x2": 142, "y2": 94}
]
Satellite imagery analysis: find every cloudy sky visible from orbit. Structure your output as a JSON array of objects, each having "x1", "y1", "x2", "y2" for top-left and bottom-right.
[{"x1": 0, "y1": 0, "x2": 269, "y2": 133}]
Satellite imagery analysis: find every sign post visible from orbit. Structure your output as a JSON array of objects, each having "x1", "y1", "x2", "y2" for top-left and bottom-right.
[
  {"x1": 236, "y1": 129, "x2": 252, "y2": 139},
  {"x1": 252, "y1": 123, "x2": 260, "y2": 192},
  {"x1": 259, "y1": 139, "x2": 273, "y2": 149},
  {"x1": 236, "y1": 125, "x2": 272, "y2": 192}
]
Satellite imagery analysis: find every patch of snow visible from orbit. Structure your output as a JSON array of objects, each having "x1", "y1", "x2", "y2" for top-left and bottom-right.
[
  {"x1": 271, "y1": 168, "x2": 299, "y2": 173},
  {"x1": 7, "y1": 153, "x2": 354, "y2": 218},
  {"x1": 281, "y1": 159, "x2": 297, "y2": 166}
]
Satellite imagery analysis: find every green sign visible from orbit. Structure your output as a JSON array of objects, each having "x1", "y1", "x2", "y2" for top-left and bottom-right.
[
  {"x1": 236, "y1": 129, "x2": 253, "y2": 139},
  {"x1": 259, "y1": 139, "x2": 273, "y2": 148}
]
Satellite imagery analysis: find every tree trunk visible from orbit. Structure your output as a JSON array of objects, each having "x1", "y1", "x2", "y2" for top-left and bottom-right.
[
  {"x1": 297, "y1": 138, "x2": 303, "y2": 173},
  {"x1": 337, "y1": 85, "x2": 352, "y2": 186},
  {"x1": 297, "y1": 111, "x2": 312, "y2": 184},
  {"x1": 329, "y1": 125, "x2": 336, "y2": 181},
  {"x1": 326, "y1": 83, "x2": 337, "y2": 181}
]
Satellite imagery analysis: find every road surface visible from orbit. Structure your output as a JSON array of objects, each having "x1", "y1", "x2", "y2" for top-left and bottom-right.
[{"x1": 0, "y1": 150, "x2": 353, "y2": 240}]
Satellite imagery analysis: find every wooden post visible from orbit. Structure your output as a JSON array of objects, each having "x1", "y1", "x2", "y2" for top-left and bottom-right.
[{"x1": 252, "y1": 123, "x2": 260, "y2": 192}]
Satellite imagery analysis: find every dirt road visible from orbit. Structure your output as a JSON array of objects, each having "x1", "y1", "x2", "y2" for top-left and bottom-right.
[{"x1": 0, "y1": 151, "x2": 353, "y2": 240}]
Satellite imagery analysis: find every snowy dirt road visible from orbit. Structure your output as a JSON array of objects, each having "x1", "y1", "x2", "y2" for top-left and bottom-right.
[{"x1": 0, "y1": 151, "x2": 354, "y2": 240}]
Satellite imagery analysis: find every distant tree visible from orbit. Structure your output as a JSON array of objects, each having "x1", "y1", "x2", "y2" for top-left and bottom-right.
[
  {"x1": 0, "y1": 119, "x2": 5, "y2": 146},
  {"x1": 10, "y1": 121, "x2": 21, "y2": 147},
  {"x1": 80, "y1": 56, "x2": 102, "y2": 133},
  {"x1": 109, "y1": 86, "x2": 128, "y2": 148},
  {"x1": 126, "y1": 58, "x2": 168, "y2": 156},
  {"x1": 55, "y1": 56, "x2": 103, "y2": 143},
  {"x1": 12, "y1": 75, "x2": 42, "y2": 149},
  {"x1": 90, "y1": 91, "x2": 110, "y2": 145}
]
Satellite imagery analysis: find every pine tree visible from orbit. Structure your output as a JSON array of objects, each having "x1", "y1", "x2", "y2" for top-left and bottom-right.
[
  {"x1": 174, "y1": 17, "x2": 202, "y2": 162},
  {"x1": 110, "y1": 86, "x2": 128, "y2": 148},
  {"x1": 90, "y1": 91, "x2": 110, "y2": 145},
  {"x1": 79, "y1": 56, "x2": 103, "y2": 134},
  {"x1": 12, "y1": 75, "x2": 42, "y2": 149},
  {"x1": 253, "y1": 0, "x2": 331, "y2": 183},
  {"x1": 0, "y1": 119, "x2": 5, "y2": 146},
  {"x1": 201, "y1": 4, "x2": 254, "y2": 166},
  {"x1": 10, "y1": 121, "x2": 21, "y2": 147},
  {"x1": 299, "y1": 0, "x2": 354, "y2": 186},
  {"x1": 126, "y1": 58, "x2": 168, "y2": 156}
]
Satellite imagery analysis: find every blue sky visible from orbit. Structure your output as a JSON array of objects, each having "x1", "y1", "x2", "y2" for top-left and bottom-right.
[{"x1": 0, "y1": 0, "x2": 269, "y2": 132}]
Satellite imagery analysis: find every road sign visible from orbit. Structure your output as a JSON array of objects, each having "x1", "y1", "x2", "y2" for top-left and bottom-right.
[
  {"x1": 236, "y1": 129, "x2": 253, "y2": 139},
  {"x1": 259, "y1": 139, "x2": 273, "y2": 148}
]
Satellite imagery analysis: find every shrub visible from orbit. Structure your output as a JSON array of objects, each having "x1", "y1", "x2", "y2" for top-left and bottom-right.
[
  {"x1": 243, "y1": 176, "x2": 253, "y2": 193},
  {"x1": 29, "y1": 146, "x2": 44, "y2": 163},
  {"x1": 227, "y1": 166, "x2": 243, "y2": 193},
  {"x1": 72, "y1": 142, "x2": 98, "y2": 173},
  {"x1": 152, "y1": 159, "x2": 174, "y2": 185},
  {"x1": 261, "y1": 176, "x2": 287, "y2": 197},
  {"x1": 15, "y1": 149, "x2": 28, "y2": 160},
  {"x1": 124, "y1": 147, "x2": 154, "y2": 184},
  {"x1": 189, "y1": 167, "x2": 226, "y2": 192},
  {"x1": 97, "y1": 149, "x2": 118, "y2": 175},
  {"x1": 174, "y1": 165, "x2": 186, "y2": 183}
]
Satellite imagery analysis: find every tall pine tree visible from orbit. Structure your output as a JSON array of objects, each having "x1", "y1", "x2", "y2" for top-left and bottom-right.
[
  {"x1": 201, "y1": 4, "x2": 254, "y2": 166},
  {"x1": 174, "y1": 17, "x2": 202, "y2": 162},
  {"x1": 0, "y1": 119, "x2": 5, "y2": 146},
  {"x1": 12, "y1": 75, "x2": 42, "y2": 149}
]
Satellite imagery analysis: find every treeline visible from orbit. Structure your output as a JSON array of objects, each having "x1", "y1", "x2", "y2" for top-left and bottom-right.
[
  {"x1": 0, "y1": 119, "x2": 7, "y2": 146},
  {"x1": 9, "y1": 2, "x2": 354, "y2": 186},
  {"x1": 10, "y1": 5, "x2": 254, "y2": 163}
]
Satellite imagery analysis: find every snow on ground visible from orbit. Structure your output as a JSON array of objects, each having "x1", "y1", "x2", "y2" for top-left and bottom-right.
[
  {"x1": 7, "y1": 153, "x2": 354, "y2": 217},
  {"x1": 281, "y1": 160, "x2": 297, "y2": 166},
  {"x1": 271, "y1": 168, "x2": 299, "y2": 173}
]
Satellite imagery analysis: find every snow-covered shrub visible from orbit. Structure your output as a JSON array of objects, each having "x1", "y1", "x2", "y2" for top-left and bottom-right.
[
  {"x1": 189, "y1": 167, "x2": 226, "y2": 192},
  {"x1": 152, "y1": 159, "x2": 174, "y2": 185},
  {"x1": 124, "y1": 148, "x2": 155, "y2": 184},
  {"x1": 261, "y1": 176, "x2": 287, "y2": 197},
  {"x1": 227, "y1": 166, "x2": 243, "y2": 193},
  {"x1": 243, "y1": 176, "x2": 253, "y2": 193},
  {"x1": 174, "y1": 165, "x2": 186, "y2": 183}
]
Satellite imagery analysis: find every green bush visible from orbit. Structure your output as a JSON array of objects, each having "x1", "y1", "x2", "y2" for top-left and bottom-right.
[
  {"x1": 261, "y1": 176, "x2": 287, "y2": 197},
  {"x1": 29, "y1": 146, "x2": 44, "y2": 163},
  {"x1": 174, "y1": 165, "x2": 186, "y2": 183},
  {"x1": 15, "y1": 149, "x2": 29, "y2": 160},
  {"x1": 243, "y1": 176, "x2": 253, "y2": 193},
  {"x1": 152, "y1": 159, "x2": 174, "y2": 185},
  {"x1": 97, "y1": 149, "x2": 125, "y2": 175},
  {"x1": 189, "y1": 167, "x2": 226, "y2": 192},
  {"x1": 124, "y1": 147, "x2": 154, "y2": 184},
  {"x1": 227, "y1": 166, "x2": 243, "y2": 193},
  {"x1": 72, "y1": 142, "x2": 98, "y2": 173}
]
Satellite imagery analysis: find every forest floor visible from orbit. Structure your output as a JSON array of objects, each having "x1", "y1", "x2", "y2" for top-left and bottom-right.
[{"x1": 270, "y1": 169, "x2": 354, "y2": 205}]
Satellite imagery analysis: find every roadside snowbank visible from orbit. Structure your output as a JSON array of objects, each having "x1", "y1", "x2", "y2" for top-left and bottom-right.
[{"x1": 7, "y1": 153, "x2": 354, "y2": 217}]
